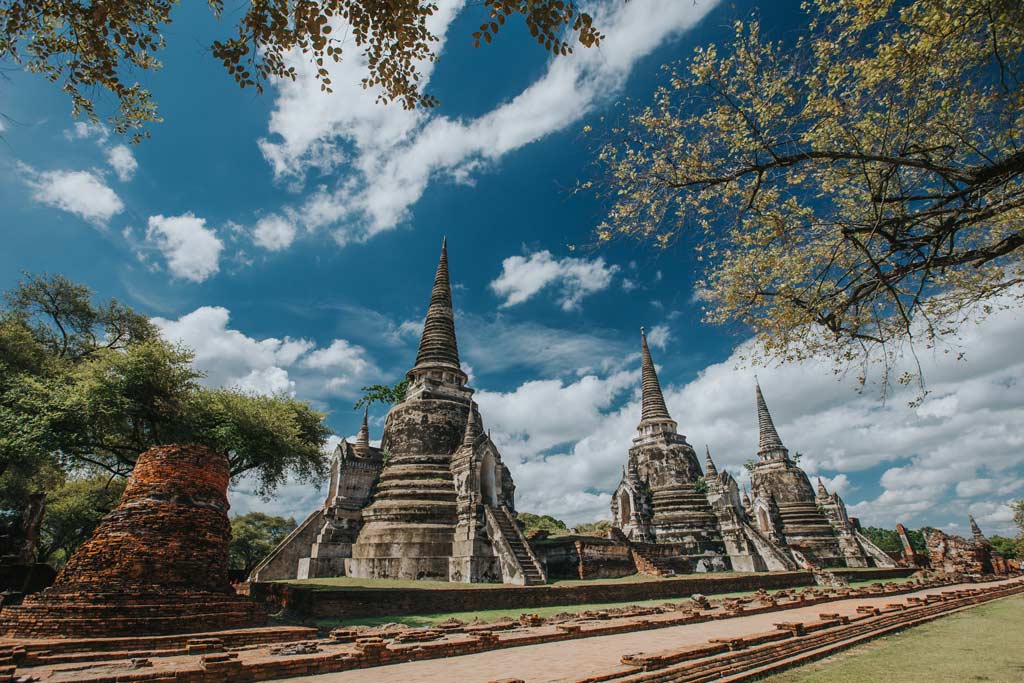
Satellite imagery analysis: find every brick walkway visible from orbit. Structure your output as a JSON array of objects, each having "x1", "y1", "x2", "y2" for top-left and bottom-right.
[{"x1": 271, "y1": 579, "x2": 1017, "y2": 683}]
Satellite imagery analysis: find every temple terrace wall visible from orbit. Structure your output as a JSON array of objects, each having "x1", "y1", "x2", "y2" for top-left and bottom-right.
[{"x1": 247, "y1": 568, "x2": 913, "y2": 620}]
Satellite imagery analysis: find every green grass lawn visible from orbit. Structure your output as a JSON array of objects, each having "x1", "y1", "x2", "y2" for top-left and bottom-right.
[
  {"x1": 755, "y1": 594, "x2": 1024, "y2": 683},
  {"x1": 313, "y1": 577, "x2": 909, "y2": 629}
]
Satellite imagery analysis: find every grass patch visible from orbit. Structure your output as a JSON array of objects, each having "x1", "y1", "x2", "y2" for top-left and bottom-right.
[
  {"x1": 755, "y1": 594, "x2": 1024, "y2": 683},
  {"x1": 313, "y1": 577, "x2": 908, "y2": 629}
]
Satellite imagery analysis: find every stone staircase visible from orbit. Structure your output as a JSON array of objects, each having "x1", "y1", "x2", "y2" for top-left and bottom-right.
[
  {"x1": 776, "y1": 502, "x2": 835, "y2": 536},
  {"x1": 487, "y1": 506, "x2": 546, "y2": 585},
  {"x1": 609, "y1": 527, "x2": 677, "y2": 577},
  {"x1": 649, "y1": 486, "x2": 728, "y2": 555}
]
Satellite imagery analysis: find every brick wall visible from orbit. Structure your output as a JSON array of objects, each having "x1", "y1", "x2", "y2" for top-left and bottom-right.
[{"x1": 253, "y1": 572, "x2": 794, "y2": 619}]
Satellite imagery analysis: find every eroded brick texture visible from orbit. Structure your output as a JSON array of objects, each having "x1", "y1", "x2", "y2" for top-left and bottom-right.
[{"x1": 0, "y1": 444, "x2": 266, "y2": 638}]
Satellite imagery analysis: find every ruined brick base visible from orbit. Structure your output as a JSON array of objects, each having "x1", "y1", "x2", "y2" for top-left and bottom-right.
[{"x1": 0, "y1": 588, "x2": 266, "y2": 638}]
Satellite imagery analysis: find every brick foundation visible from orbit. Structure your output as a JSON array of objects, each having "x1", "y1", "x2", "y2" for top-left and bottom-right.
[{"x1": 249, "y1": 568, "x2": 914, "y2": 620}]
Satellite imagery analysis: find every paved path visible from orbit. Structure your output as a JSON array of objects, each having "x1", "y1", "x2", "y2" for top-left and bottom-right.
[{"x1": 273, "y1": 579, "x2": 1016, "y2": 683}]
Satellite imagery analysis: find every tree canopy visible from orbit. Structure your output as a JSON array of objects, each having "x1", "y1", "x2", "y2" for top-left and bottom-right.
[
  {"x1": 588, "y1": 0, "x2": 1024, "y2": 397},
  {"x1": 354, "y1": 378, "x2": 408, "y2": 410},
  {"x1": 229, "y1": 512, "x2": 296, "y2": 573},
  {"x1": 36, "y1": 474, "x2": 125, "y2": 566},
  {"x1": 517, "y1": 511, "x2": 568, "y2": 536},
  {"x1": 1, "y1": 0, "x2": 603, "y2": 142},
  {"x1": 859, "y1": 525, "x2": 926, "y2": 554},
  {"x1": 0, "y1": 273, "x2": 332, "y2": 524}
]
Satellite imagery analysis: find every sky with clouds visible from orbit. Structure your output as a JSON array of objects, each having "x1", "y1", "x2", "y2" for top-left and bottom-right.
[{"x1": 2, "y1": 0, "x2": 1021, "y2": 537}]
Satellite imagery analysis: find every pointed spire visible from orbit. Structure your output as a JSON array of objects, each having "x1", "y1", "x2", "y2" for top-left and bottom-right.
[
  {"x1": 462, "y1": 405, "x2": 479, "y2": 449},
  {"x1": 742, "y1": 486, "x2": 752, "y2": 507},
  {"x1": 755, "y1": 379, "x2": 787, "y2": 459},
  {"x1": 704, "y1": 445, "x2": 718, "y2": 477},
  {"x1": 816, "y1": 477, "x2": 829, "y2": 498},
  {"x1": 355, "y1": 407, "x2": 370, "y2": 455},
  {"x1": 411, "y1": 237, "x2": 462, "y2": 374},
  {"x1": 969, "y1": 515, "x2": 985, "y2": 541},
  {"x1": 639, "y1": 326, "x2": 672, "y2": 422}
]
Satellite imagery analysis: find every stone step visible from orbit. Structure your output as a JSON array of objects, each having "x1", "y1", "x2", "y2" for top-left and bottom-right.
[{"x1": 378, "y1": 464, "x2": 450, "y2": 481}]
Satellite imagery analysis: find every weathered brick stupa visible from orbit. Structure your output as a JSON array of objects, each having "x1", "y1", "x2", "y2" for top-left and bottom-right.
[
  {"x1": 0, "y1": 444, "x2": 266, "y2": 638},
  {"x1": 345, "y1": 239, "x2": 544, "y2": 584},
  {"x1": 611, "y1": 328, "x2": 730, "y2": 570}
]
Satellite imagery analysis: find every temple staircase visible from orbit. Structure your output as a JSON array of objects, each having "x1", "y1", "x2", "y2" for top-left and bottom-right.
[
  {"x1": 609, "y1": 527, "x2": 677, "y2": 577},
  {"x1": 486, "y1": 506, "x2": 547, "y2": 585}
]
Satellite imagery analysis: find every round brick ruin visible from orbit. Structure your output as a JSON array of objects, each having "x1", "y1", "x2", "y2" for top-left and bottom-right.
[{"x1": 0, "y1": 444, "x2": 266, "y2": 638}]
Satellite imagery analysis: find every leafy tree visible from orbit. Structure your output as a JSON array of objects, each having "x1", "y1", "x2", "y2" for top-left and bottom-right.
[
  {"x1": 989, "y1": 535, "x2": 1018, "y2": 560},
  {"x1": 859, "y1": 526, "x2": 927, "y2": 554},
  {"x1": 1, "y1": 273, "x2": 332, "y2": 513},
  {"x1": 36, "y1": 473, "x2": 125, "y2": 566},
  {"x1": 589, "y1": 0, "x2": 1024, "y2": 396},
  {"x1": 573, "y1": 519, "x2": 611, "y2": 535},
  {"x1": 354, "y1": 378, "x2": 408, "y2": 410},
  {"x1": 517, "y1": 511, "x2": 568, "y2": 536},
  {"x1": 229, "y1": 512, "x2": 296, "y2": 573},
  {"x1": 1, "y1": 0, "x2": 603, "y2": 142}
]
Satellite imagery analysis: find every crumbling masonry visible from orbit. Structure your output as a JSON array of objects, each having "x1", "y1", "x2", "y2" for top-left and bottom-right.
[{"x1": 0, "y1": 444, "x2": 266, "y2": 637}]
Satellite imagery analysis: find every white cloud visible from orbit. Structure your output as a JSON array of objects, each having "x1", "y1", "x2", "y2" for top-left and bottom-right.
[
  {"x1": 299, "y1": 342, "x2": 372, "y2": 378},
  {"x1": 460, "y1": 314, "x2": 631, "y2": 378},
  {"x1": 105, "y1": 144, "x2": 138, "y2": 181},
  {"x1": 645, "y1": 324, "x2": 671, "y2": 350},
  {"x1": 153, "y1": 306, "x2": 378, "y2": 401},
  {"x1": 490, "y1": 250, "x2": 620, "y2": 310},
  {"x1": 65, "y1": 122, "x2": 109, "y2": 142},
  {"x1": 469, "y1": 294, "x2": 1024, "y2": 531},
  {"x1": 253, "y1": 214, "x2": 297, "y2": 251},
  {"x1": 236, "y1": 366, "x2": 296, "y2": 396},
  {"x1": 22, "y1": 166, "x2": 124, "y2": 224},
  {"x1": 145, "y1": 213, "x2": 224, "y2": 282},
  {"x1": 259, "y1": 0, "x2": 719, "y2": 244}
]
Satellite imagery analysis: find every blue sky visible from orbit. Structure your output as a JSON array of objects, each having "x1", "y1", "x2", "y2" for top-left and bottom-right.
[{"x1": 2, "y1": 0, "x2": 1022, "y2": 536}]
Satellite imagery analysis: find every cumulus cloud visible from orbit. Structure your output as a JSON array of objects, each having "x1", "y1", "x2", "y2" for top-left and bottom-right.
[
  {"x1": 490, "y1": 250, "x2": 620, "y2": 310},
  {"x1": 253, "y1": 214, "x2": 297, "y2": 251},
  {"x1": 21, "y1": 166, "x2": 124, "y2": 224},
  {"x1": 460, "y1": 314, "x2": 632, "y2": 378},
  {"x1": 153, "y1": 306, "x2": 378, "y2": 401},
  {"x1": 105, "y1": 144, "x2": 138, "y2": 181},
  {"x1": 645, "y1": 324, "x2": 671, "y2": 350},
  {"x1": 65, "y1": 122, "x2": 109, "y2": 142},
  {"x1": 470, "y1": 295, "x2": 1024, "y2": 531},
  {"x1": 145, "y1": 213, "x2": 224, "y2": 282},
  {"x1": 258, "y1": 0, "x2": 719, "y2": 244}
]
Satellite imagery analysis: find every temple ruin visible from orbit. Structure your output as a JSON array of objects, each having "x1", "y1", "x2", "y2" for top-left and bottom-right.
[
  {"x1": 0, "y1": 444, "x2": 266, "y2": 637},
  {"x1": 925, "y1": 515, "x2": 1013, "y2": 576},
  {"x1": 609, "y1": 329, "x2": 894, "y2": 574},
  {"x1": 253, "y1": 239, "x2": 544, "y2": 585}
]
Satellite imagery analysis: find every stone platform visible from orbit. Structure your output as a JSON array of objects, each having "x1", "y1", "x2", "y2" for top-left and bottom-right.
[
  {"x1": 2, "y1": 575, "x2": 1018, "y2": 683},
  {"x1": 250, "y1": 568, "x2": 916, "y2": 621}
]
